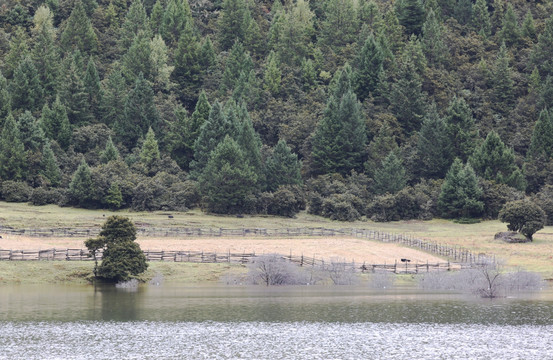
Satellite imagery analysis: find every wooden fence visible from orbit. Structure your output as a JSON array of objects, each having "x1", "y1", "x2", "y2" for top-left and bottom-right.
[
  {"x1": 0, "y1": 226, "x2": 492, "y2": 264},
  {"x1": 0, "y1": 248, "x2": 467, "y2": 274}
]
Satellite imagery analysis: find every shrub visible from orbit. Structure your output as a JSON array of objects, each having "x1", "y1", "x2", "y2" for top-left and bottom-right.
[
  {"x1": 480, "y1": 180, "x2": 524, "y2": 219},
  {"x1": 321, "y1": 193, "x2": 362, "y2": 221},
  {"x1": 29, "y1": 187, "x2": 65, "y2": 205},
  {"x1": 533, "y1": 185, "x2": 553, "y2": 225},
  {"x1": 247, "y1": 254, "x2": 312, "y2": 286},
  {"x1": 1, "y1": 181, "x2": 31, "y2": 202},
  {"x1": 324, "y1": 259, "x2": 359, "y2": 285},
  {"x1": 267, "y1": 185, "x2": 306, "y2": 217},
  {"x1": 499, "y1": 199, "x2": 546, "y2": 240}
]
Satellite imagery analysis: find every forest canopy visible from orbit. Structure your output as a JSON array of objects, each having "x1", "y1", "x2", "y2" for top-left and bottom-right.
[{"x1": 0, "y1": 0, "x2": 552, "y2": 221}]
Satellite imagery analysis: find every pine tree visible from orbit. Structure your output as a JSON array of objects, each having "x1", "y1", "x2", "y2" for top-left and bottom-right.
[
  {"x1": 372, "y1": 150, "x2": 407, "y2": 195},
  {"x1": 538, "y1": 76, "x2": 553, "y2": 111},
  {"x1": 119, "y1": 0, "x2": 151, "y2": 51},
  {"x1": 41, "y1": 140, "x2": 61, "y2": 186},
  {"x1": 500, "y1": 4, "x2": 520, "y2": 47},
  {"x1": 100, "y1": 136, "x2": 120, "y2": 163},
  {"x1": 0, "y1": 72, "x2": 12, "y2": 126},
  {"x1": 492, "y1": 43, "x2": 514, "y2": 112},
  {"x1": 469, "y1": 131, "x2": 525, "y2": 190},
  {"x1": 531, "y1": 14, "x2": 553, "y2": 78},
  {"x1": 422, "y1": 8, "x2": 447, "y2": 67},
  {"x1": 438, "y1": 159, "x2": 484, "y2": 219},
  {"x1": 221, "y1": 41, "x2": 254, "y2": 93},
  {"x1": 0, "y1": 114, "x2": 26, "y2": 181},
  {"x1": 3, "y1": 27, "x2": 29, "y2": 80},
  {"x1": 116, "y1": 73, "x2": 159, "y2": 149},
  {"x1": 140, "y1": 127, "x2": 161, "y2": 173},
  {"x1": 105, "y1": 182, "x2": 123, "y2": 209},
  {"x1": 31, "y1": 19, "x2": 60, "y2": 102},
  {"x1": 444, "y1": 97, "x2": 478, "y2": 162},
  {"x1": 83, "y1": 57, "x2": 103, "y2": 121},
  {"x1": 190, "y1": 102, "x2": 238, "y2": 178},
  {"x1": 69, "y1": 159, "x2": 95, "y2": 207},
  {"x1": 199, "y1": 37, "x2": 216, "y2": 73},
  {"x1": 59, "y1": 53, "x2": 92, "y2": 126},
  {"x1": 150, "y1": 0, "x2": 164, "y2": 34},
  {"x1": 453, "y1": 0, "x2": 472, "y2": 25},
  {"x1": 18, "y1": 111, "x2": 45, "y2": 152},
  {"x1": 60, "y1": 0, "x2": 98, "y2": 55},
  {"x1": 396, "y1": 0, "x2": 425, "y2": 36},
  {"x1": 389, "y1": 57, "x2": 426, "y2": 136},
  {"x1": 276, "y1": 0, "x2": 315, "y2": 66},
  {"x1": 263, "y1": 51, "x2": 281, "y2": 95},
  {"x1": 354, "y1": 33, "x2": 384, "y2": 102},
  {"x1": 10, "y1": 56, "x2": 43, "y2": 112},
  {"x1": 244, "y1": 17, "x2": 264, "y2": 56},
  {"x1": 171, "y1": 24, "x2": 201, "y2": 106},
  {"x1": 265, "y1": 139, "x2": 302, "y2": 192},
  {"x1": 149, "y1": 34, "x2": 174, "y2": 91},
  {"x1": 417, "y1": 103, "x2": 453, "y2": 179},
  {"x1": 311, "y1": 65, "x2": 367, "y2": 176},
  {"x1": 122, "y1": 31, "x2": 154, "y2": 83},
  {"x1": 41, "y1": 97, "x2": 71, "y2": 150},
  {"x1": 319, "y1": 0, "x2": 359, "y2": 49},
  {"x1": 364, "y1": 124, "x2": 398, "y2": 177},
  {"x1": 301, "y1": 58, "x2": 317, "y2": 91},
  {"x1": 217, "y1": 0, "x2": 252, "y2": 50},
  {"x1": 235, "y1": 102, "x2": 263, "y2": 181},
  {"x1": 101, "y1": 69, "x2": 127, "y2": 127},
  {"x1": 161, "y1": 0, "x2": 192, "y2": 47},
  {"x1": 199, "y1": 136, "x2": 257, "y2": 214},
  {"x1": 472, "y1": 0, "x2": 491, "y2": 38},
  {"x1": 522, "y1": 11, "x2": 537, "y2": 41},
  {"x1": 527, "y1": 109, "x2": 553, "y2": 159}
]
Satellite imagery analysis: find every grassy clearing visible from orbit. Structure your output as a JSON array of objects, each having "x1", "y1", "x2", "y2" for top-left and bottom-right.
[
  {"x1": 1, "y1": 202, "x2": 552, "y2": 279},
  {"x1": 0, "y1": 261, "x2": 246, "y2": 285}
]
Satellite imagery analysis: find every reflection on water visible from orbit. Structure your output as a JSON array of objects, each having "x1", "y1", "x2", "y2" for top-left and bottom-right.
[{"x1": 1, "y1": 285, "x2": 553, "y2": 359}]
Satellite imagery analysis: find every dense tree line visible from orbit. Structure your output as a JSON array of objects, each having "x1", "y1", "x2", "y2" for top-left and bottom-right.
[{"x1": 1, "y1": 0, "x2": 553, "y2": 221}]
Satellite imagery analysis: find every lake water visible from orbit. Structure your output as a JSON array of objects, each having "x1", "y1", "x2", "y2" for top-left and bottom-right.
[{"x1": 1, "y1": 284, "x2": 552, "y2": 359}]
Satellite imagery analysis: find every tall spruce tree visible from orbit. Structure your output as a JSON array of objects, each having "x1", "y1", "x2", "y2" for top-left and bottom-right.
[
  {"x1": 444, "y1": 97, "x2": 478, "y2": 162},
  {"x1": 101, "y1": 69, "x2": 127, "y2": 127},
  {"x1": 472, "y1": 0, "x2": 491, "y2": 38},
  {"x1": 416, "y1": 103, "x2": 453, "y2": 179},
  {"x1": 41, "y1": 140, "x2": 61, "y2": 186},
  {"x1": 522, "y1": 11, "x2": 537, "y2": 41},
  {"x1": 101, "y1": 136, "x2": 120, "y2": 163},
  {"x1": 372, "y1": 150, "x2": 407, "y2": 195},
  {"x1": 171, "y1": 23, "x2": 201, "y2": 106},
  {"x1": 121, "y1": 31, "x2": 154, "y2": 83},
  {"x1": 276, "y1": 0, "x2": 315, "y2": 66},
  {"x1": 492, "y1": 42, "x2": 514, "y2": 112},
  {"x1": 354, "y1": 33, "x2": 384, "y2": 102},
  {"x1": 221, "y1": 41, "x2": 254, "y2": 93},
  {"x1": 83, "y1": 57, "x2": 103, "y2": 121},
  {"x1": 199, "y1": 136, "x2": 257, "y2": 214},
  {"x1": 396, "y1": 0, "x2": 425, "y2": 36},
  {"x1": 265, "y1": 139, "x2": 302, "y2": 192},
  {"x1": 18, "y1": 111, "x2": 45, "y2": 152},
  {"x1": 217, "y1": 0, "x2": 252, "y2": 50},
  {"x1": 60, "y1": 0, "x2": 98, "y2": 55},
  {"x1": 500, "y1": 4, "x2": 520, "y2": 47},
  {"x1": 311, "y1": 65, "x2": 367, "y2": 176},
  {"x1": 0, "y1": 72, "x2": 11, "y2": 126},
  {"x1": 422, "y1": 8, "x2": 447, "y2": 67},
  {"x1": 59, "y1": 53, "x2": 92, "y2": 126},
  {"x1": 235, "y1": 102, "x2": 263, "y2": 182},
  {"x1": 530, "y1": 14, "x2": 553, "y2": 78},
  {"x1": 0, "y1": 114, "x2": 26, "y2": 181},
  {"x1": 118, "y1": 0, "x2": 151, "y2": 51},
  {"x1": 263, "y1": 51, "x2": 281, "y2": 95},
  {"x1": 69, "y1": 159, "x2": 95, "y2": 207},
  {"x1": 31, "y1": 21, "x2": 60, "y2": 102},
  {"x1": 319, "y1": 0, "x2": 359, "y2": 49},
  {"x1": 438, "y1": 159, "x2": 484, "y2": 219},
  {"x1": 527, "y1": 109, "x2": 553, "y2": 159},
  {"x1": 41, "y1": 97, "x2": 71, "y2": 150},
  {"x1": 161, "y1": 0, "x2": 192, "y2": 47},
  {"x1": 10, "y1": 56, "x2": 43, "y2": 112},
  {"x1": 3, "y1": 27, "x2": 29, "y2": 80},
  {"x1": 140, "y1": 127, "x2": 161, "y2": 174}
]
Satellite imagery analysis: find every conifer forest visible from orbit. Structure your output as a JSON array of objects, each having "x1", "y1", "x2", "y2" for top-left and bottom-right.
[{"x1": 1, "y1": 0, "x2": 553, "y2": 222}]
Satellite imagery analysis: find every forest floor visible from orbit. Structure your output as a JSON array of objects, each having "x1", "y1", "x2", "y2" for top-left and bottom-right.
[{"x1": 1, "y1": 201, "x2": 552, "y2": 279}]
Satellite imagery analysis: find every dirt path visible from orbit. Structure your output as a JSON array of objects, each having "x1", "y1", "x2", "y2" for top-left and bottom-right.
[{"x1": 0, "y1": 234, "x2": 444, "y2": 264}]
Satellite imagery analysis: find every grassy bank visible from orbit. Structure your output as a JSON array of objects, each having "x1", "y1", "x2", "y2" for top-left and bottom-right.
[
  {"x1": 1, "y1": 201, "x2": 552, "y2": 279},
  {"x1": 0, "y1": 261, "x2": 246, "y2": 285}
]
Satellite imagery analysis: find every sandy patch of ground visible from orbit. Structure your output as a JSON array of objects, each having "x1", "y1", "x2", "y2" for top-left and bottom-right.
[{"x1": 0, "y1": 234, "x2": 444, "y2": 264}]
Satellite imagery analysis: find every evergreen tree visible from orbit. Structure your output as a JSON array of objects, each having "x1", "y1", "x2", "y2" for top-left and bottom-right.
[
  {"x1": 372, "y1": 150, "x2": 407, "y2": 195},
  {"x1": 235, "y1": 102, "x2": 263, "y2": 180},
  {"x1": 105, "y1": 182, "x2": 123, "y2": 209},
  {"x1": 122, "y1": 31, "x2": 154, "y2": 83},
  {"x1": 522, "y1": 11, "x2": 537, "y2": 41},
  {"x1": 311, "y1": 65, "x2": 367, "y2": 176},
  {"x1": 301, "y1": 58, "x2": 317, "y2": 91},
  {"x1": 199, "y1": 37, "x2": 216, "y2": 73},
  {"x1": 265, "y1": 139, "x2": 302, "y2": 192},
  {"x1": 0, "y1": 114, "x2": 26, "y2": 181},
  {"x1": 217, "y1": 0, "x2": 252, "y2": 50},
  {"x1": 41, "y1": 97, "x2": 71, "y2": 150},
  {"x1": 149, "y1": 34, "x2": 174, "y2": 91},
  {"x1": 453, "y1": 0, "x2": 473, "y2": 25},
  {"x1": 264, "y1": 51, "x2": 281, "y2": 95},
  {"x1": 69, "y1": 159, "x2": 95, "y2": 207},
  {"x1": 101, "y1": 69, "x2": 127, "y2": 127},
  {"x1": 116, "y1": 73, "x2": 159, "y2": 149},
  {"x1": 83, "y1": 57, "x2": 103, "y2": 121},
  {"x1": 221, "y1": 41, "x2": 254, "y2": 93},
  {"x1": 422, "y1": 8, "x2": 447, "y2": 66},
  {"x1": 389, "y1": 57, "x2": 426, "y2": 136},
  {"x1": 150, "y1": 0, "x2": 164, "y2": 34},
  {"x1": 119, "y1": 0, "x2": 151, "y2": 51},
  {"x1": 538, "y1": 76, "x2": 553, "y2": 111},
  {"x1": 396, "y1": 0, "x2": 425, "y2": 36},
  {"x1": 199, "y1": 136, "x2": 257, "y2": 214},
  {"x1": 500, "y1": 4, "x2": 520, "y2": 47},
  {"x1": 276, "y1": 0, "x2": 315, "y2": 66},
  {"x1": 171, "y1": 24, "x2": 201, "y2": 106},
  {"x1": 3, "y1": 27, "x2": 29, "y2": 80},
  {"x1": 527, "y1": 109, "x2": 553, "y2": 159},
  {"x1": 438, "y1": 159, "x2": 484, "y2": 219},
  {"x1": 190, "y1": 102, "x2": 238, "y2": 178},
  {"x1": 354, "y1": 33, "x2": 384, "y2": 102},
  {"x1": 18, "y1": 111, "x2": 45, "y2": 152},
  {"x1": 31, "y1": 21, "x2": 60, "y2": 102},
  {"x1": 444, "y1": 97, "x2": 478, "y2": 162},
  {"x1": 531, "y1": 14, "x2": 553, "y2": 78},
  {"x1": 417, "y1": 103, "x2": 453, "y2": 179},
  {"x1": 59, "y1": 53, "x2": 92, "y2": 126},
  {"x1": 161, "y1": 0, "x2": 192, "y2": 47},
  {"x1": 244, "y1": 17, "x2": 264, "y2": 56},
  {"x1": 364, "y1": 124, "x2": 398, "y2": 177},
  {"x1": 41, "y1": 140, "x2": 61, "y2": 186},
  {"x1": 140, "y1": 127, "x2": 161, "y2": 173},
  {"x1": 60, "y1": 0, "x2": 98, "y2": 55},
  {"x1": 492, "y1": 43, "x2": 514, "y2": 112},
  {"x1": 101, "y1": 136, "x2": 120, "y2": 163},
  {"x1": 472, "y1": 0, "x2": 491, "y2": 38},
  {"x1": 319, "y1": 0, "x2": 359, "y2": 49},
  {"x1": 0, "y1": 72, "x2": 12, "y2": 126},
  {"x1": 10, "y1": 56, "x2": 43, "y2": 112},
  {"x1": 469, "y1": 131, "x2": 526, "y2": 190}
]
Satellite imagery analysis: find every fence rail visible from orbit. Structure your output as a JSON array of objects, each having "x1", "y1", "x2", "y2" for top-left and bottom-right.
[
  {"x1": 0, "y1": 248, "x2": 471, "y2": 274},
  {"x1": 0, "y1": 226, "x2": 493, "y2": 264}
]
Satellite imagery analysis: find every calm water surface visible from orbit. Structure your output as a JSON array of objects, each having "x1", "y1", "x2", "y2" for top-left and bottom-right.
[{"x1": 1, "y1": 284, "x2": 552, "y2": 359}]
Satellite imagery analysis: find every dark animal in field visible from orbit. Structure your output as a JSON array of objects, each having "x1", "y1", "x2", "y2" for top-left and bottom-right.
[{"x1": 401, "y1": 258, "x2": 411, "y2": 262}]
